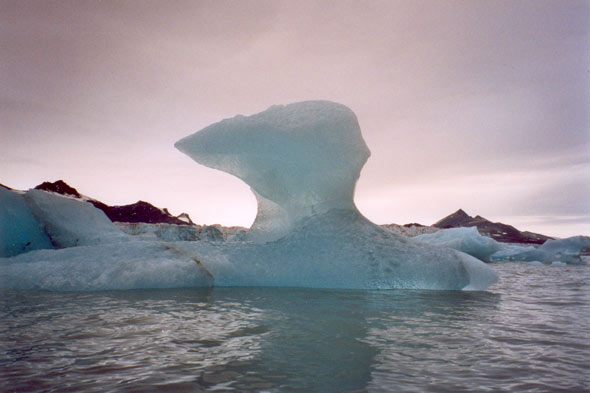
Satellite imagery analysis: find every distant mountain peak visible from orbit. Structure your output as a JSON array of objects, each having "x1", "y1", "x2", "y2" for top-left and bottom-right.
[
  {"x1": 32, "y1": 179, "x2": 195, "y2": 226},
  {"x1": 433, "y1": 208, "x2": 472, "y2": 228},
  {"x1": 433, "y1": 209, "x2": 552, "y2": 244},
  {"x1": 35, "y1": 180, "x2": 81, "y2": 198},
  {"x1": 88, "y1": 200, "x2": 192, "y2": 226}
]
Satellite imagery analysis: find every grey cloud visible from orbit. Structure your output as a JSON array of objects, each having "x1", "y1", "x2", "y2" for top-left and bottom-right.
[{"x1": 1, "y1": 0, "x2": 588, "y2": 236}]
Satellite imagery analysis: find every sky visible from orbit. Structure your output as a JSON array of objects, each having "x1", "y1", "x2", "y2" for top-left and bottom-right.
[{"x1": 1, "y1": 0, "x2": 589, "y2": 238}]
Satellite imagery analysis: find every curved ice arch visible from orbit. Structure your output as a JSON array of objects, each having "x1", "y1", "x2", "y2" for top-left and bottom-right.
[
  {"x1": 176, "y1": 101, "x2": 370, "y2": 242},
  {"x1": 176, "y1": 101, "x2": 498, "y2": 290}
]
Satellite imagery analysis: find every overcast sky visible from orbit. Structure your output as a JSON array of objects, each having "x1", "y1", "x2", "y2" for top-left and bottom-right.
[{"x1": 1, "y1": 0, "x2": 589, "y2": 237}]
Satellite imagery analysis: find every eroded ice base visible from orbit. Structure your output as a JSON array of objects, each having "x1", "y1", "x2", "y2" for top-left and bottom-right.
[{"x1": 176, "y1": 209, "x2": 498, "y2": 290}]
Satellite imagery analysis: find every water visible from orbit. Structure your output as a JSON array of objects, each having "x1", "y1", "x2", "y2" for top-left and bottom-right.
[{"x1": 1, "y1": 262, "x2": 589, "y2": 392}]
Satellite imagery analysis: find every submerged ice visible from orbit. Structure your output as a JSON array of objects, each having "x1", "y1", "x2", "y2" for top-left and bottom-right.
[{"x1": 175, "y1": 100, "x2": 498, "y2": 290}]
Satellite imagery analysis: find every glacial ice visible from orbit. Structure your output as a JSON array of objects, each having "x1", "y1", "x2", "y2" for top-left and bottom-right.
[
  {"x1": 1, "y1": 101, "x2": 502, "y2": 291},
  {"x1": 23, "y1": 189, "x2": 129, "y2": 248},
  {"x1": 176, "y1": 101, "x2": 371, "y2": 243},
  {"x1": 176, "y1": 100, "x2": 498, "y2": 290},
  {"x1": 0, "y1": 187, "x2": 53, "y2": 257},
  {"x1": 415, "y1": 226, "x2": 589, "y2": 265},
  {"x1": 175, "y1": 209, "x2": 496, "y2": 290},
  {"x1": 489, "y1": 236, "x2": 590, "y2": 265},
  {"x1": 414, "y1": 227, "x2": 504, "y2": 262},
  {"x1": 0, "y1": 189, "x2": 213, "y2": 290},
  {"x1": 0, "y1": 241, "x2": 213, "y2": 290},
  {"x1": 115, "y1": 222, "x2": 226, "y2": 242}
]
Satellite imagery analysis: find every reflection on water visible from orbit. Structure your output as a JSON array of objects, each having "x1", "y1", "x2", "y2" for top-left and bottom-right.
[{"x1": 1, "y1": 263, "x2": 589, "y2": 392}]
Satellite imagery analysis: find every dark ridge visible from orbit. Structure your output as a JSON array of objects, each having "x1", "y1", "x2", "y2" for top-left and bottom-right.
[
  {"x1": 403, "y1": 223, "x2": 426, "y2": 227},
  {"x1": 30, "y1": 179, "x2": 195, "y2": 226},
  {"x1": 35, "y1": 180, "x2": 81, "y2": 198},
  {"x1": 89, "y1": 200, "x2": 190, "y2": 225},
  {"x1": 433, "y1": 208, "x2": 471, "y2": 228},
  {"x1": 433, "y1": 209, "x2": 552, "y2": 244},
  {"x1": 0, "y1": 183, "x2": 12, "y2": 190}
]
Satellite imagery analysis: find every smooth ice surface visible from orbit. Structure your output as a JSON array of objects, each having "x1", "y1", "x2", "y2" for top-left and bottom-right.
[
  {"x1": 0, "y1": 187, "x2": 53, "y2": 257},
  {"x1": 176, "y1": 101, "x2": 498, "y2": 290},
  {"x1": 0, "y1": 241, "x2": 213, "y2": 290},
  {"x1": 23, "y1": 189, "x2": 129, "y2": 248},
  {"x1": 415, "y1": 227, "x2": 504, "y2": 262},
  {"x1": 490, "y1": 236, "x2": 590, "y2": 264}
]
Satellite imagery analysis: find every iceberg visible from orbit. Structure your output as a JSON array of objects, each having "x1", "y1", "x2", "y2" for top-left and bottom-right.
[
  {"x1": 1, "y1": 101, "x2": 501, "y2": 291},
  {"x1": 414, "y1": 225, "x2": 589, "y2": 265},
  {"x1": 490, "y1": 236, "x2": 590, "y2": 265},
  {"x1": 176, "y1": 100, "x2": 498, "y2": 290},
  {"x1": 0, "y1": 186, "x2": 54, "y2": 257},
  {"x1": 0, "y1": 189, "x2": 213, "y2": 290},
  {"x1": 23, "y1": 189, "x2": 129, "y2": 248},
  {"x1": 414, "y1": 227, "x2": 504, "y2": 262}
]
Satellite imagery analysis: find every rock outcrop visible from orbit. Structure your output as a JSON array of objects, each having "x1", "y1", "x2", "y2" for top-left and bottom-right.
[
  {"x1": 32, "y1": 180, "x2": 195, "y2": 226},
  {"x1": 433, "y1": 209, "x2": 552, "y2": 244}
]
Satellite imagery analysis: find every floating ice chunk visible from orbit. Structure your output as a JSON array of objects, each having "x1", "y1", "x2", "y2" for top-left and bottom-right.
[
  {"x1": 0, "y1": 187, "x2": 53, "y2": 257},
  {"x1": 538, "y1": 236, "x2": 590, "y2": 263},
  {"x1": 490, "y1": 236, "x2": 590, "y2": 264},
  {"x1": 23, "y1": 189, "x2": 129, "y2": 248},
  {"x1": 414, "y1": 227, "x2": 504, "y2": 262},
  {"x1": 176, "y1": 101, "x2": 498, "y2": 290},
  {"x1": 0, "y1": 241, "x2": 213, "y2": 290}
]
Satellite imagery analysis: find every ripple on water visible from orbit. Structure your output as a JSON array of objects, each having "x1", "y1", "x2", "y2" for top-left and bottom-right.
[{"x1": 1, "y1": 262, "x2": 589, "y2": 392}]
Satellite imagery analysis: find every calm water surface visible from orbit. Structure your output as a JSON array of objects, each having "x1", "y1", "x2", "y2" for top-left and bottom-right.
[{"x1": 1, "y1": 262, "x2": 589, "y2": 392}]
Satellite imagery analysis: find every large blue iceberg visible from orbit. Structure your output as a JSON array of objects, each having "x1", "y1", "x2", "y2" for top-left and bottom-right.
[
  {"x1": 175, "y1": 101, "x2": 498, "y2": 290},
  {"x1": 1, "y1": 100, "x2": 499, "y2": 290}
]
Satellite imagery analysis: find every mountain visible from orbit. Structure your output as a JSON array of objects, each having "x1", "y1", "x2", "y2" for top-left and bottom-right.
[
  {"x1": 34, "y1": 180, "x2": 194, "y2": 226},
  {"x1": 433, "y1": 209, "x2": 552, "y2": 244},
  {"x1": 35, "y1": 180, "x2": 81, "y2": 198},
  {"x1": 24, "y1": 181, "x2": 554, "y2": 244}
]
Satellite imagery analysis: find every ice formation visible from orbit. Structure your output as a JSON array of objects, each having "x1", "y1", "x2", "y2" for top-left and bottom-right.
[
  {"x1": 115, "y1": 222, "x2": 226, "y2": 242},
  {"x1": 489, "y1": 236, "x2": 590, "y2": 265},
  {"x1": 415, "y1": 226, "x2": 589, "y2": 265},
  {"x1": 415, "y1": 227, "x2": 504, "y2": 262},
  {"x1": 23, "y1": 189, "x2": 129, "y2": 248},
  {"x1": 0, "y1": 187, "x2": 53, "y2": 257},
  {"x1": 176, "y1": 100, "x2": 498, "y2": 290},
  {"x1": 0, "y1": 188, "x2": 213, "y2": 290},
  {"x1": 0, "y1": 241, "x2": 213, "y2": 290},
  {"x1": 1, "y1": 101, "x2": 503, "y2": 290},
  {"x1": 176, "y1": 101, "x2": 370, "y2": 242}
]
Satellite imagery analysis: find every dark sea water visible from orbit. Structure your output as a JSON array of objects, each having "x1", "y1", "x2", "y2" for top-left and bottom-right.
[{"x1": 1, "y1": 261, "x2": 589, "y2": 392}]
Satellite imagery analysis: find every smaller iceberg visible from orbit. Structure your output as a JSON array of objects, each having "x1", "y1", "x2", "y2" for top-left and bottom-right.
[
  {"x1": 0, "y1": 186, "x2": 53, "y2": 257},
  {"x1": 489, "y1": 236, "x2": 590, "y2": 265},
  {"x1": 23, "y1": 189, "x2": 129, "y2": 248},
  {"x1": 414, "y1": 227, "x2": 504, "y2": 262},
  {"x1": 0, "y1": 188, "x2": 213, "y2": 290},
  {"x1": 415, "y1": 225, "x2": 589, "y2": 265}
]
